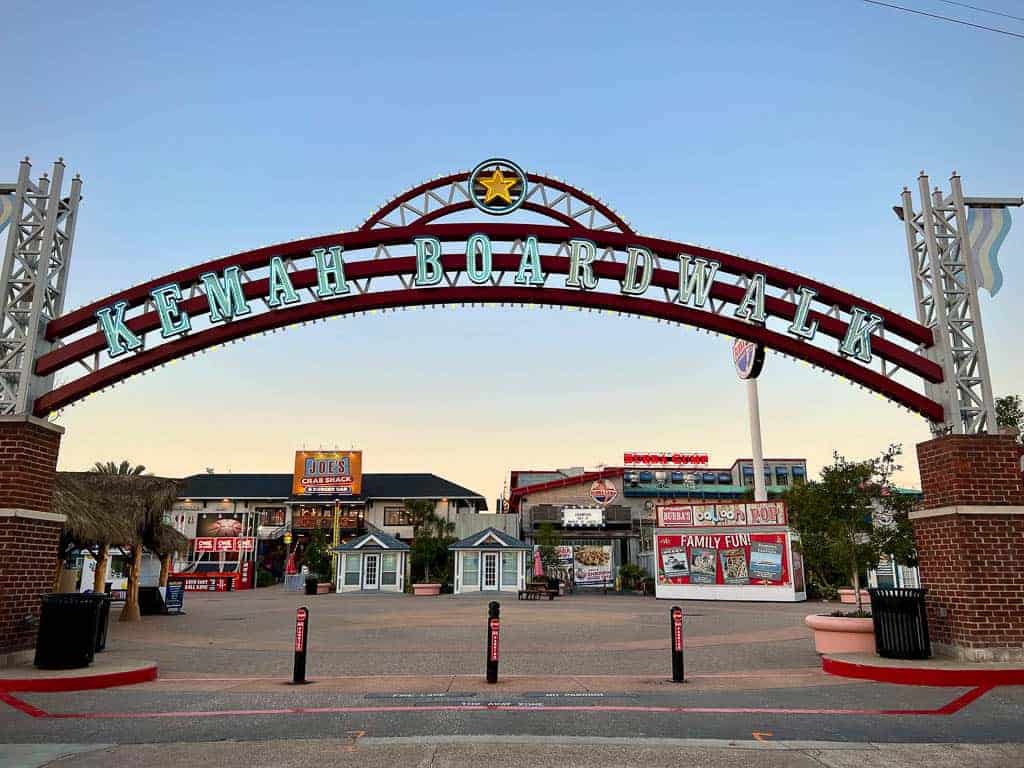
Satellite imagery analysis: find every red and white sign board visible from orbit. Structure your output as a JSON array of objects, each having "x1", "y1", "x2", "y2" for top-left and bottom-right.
[
  {"x1": 193, "y1": 536, "x2": 256, "y2": 553},
  {"x1": 623, "y1": 452, "x2": 709, "y2": 467},
  {"x1": 656, "y1": 501, "x2": 786, "y2": 528}
]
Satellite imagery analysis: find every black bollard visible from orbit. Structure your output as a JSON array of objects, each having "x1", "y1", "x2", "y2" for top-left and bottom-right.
[
  {"x1": 670, "y1": 605, "x2": 684, "y2": 683},
  {"x1": 486, "y1": 601, "x2": 500, "y2": 684},
  {"x1": 293, "y1": 606, "x2": 309, "y2": 684}
]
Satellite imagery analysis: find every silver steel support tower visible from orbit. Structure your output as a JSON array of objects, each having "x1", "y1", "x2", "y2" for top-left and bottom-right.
[
  {"x1": 0, "y1": 158, "x2": 82, "y2": 416},
  {"x1": 898, "y1": 172, "x2": 1021, "y2": 435}
]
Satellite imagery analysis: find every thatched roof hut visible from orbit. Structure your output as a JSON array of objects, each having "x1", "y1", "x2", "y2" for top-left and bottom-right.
[{"x1": 53, "y1": 472, "x2": 189, "y2": 555}]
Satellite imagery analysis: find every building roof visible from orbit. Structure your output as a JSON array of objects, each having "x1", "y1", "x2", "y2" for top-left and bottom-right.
[
  {"x1": 449, "y1": 527, "x2": 530, "y2": 550},
  {"x1": 179, "y1": 472, "x2": 486, "y2": 508},
  {"x1": 333, "y1": 530, "x2": 409, "y2": 552}
]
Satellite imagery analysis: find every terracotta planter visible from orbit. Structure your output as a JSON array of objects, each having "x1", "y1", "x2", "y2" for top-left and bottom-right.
[
  {"x1": 804, "y1": 614, "x2": 875, "y2": 654},
  {"x1": 838, "y1": 588, "x2": 871, "y2": 605},
  {"x1": 413, "y1": 583, "x2": 441, "y2": 596}
]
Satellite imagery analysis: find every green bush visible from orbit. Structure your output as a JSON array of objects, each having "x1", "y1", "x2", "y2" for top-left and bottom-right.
[
  {"x1": 618, "y1": 563, "x2": 649, "y2": 590},
  {"x1": 256, "y1": 568, "x2": 276, "y2": 588}
]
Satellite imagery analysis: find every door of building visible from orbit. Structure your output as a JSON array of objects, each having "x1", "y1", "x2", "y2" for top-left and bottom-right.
[
  {"x1": 363, "y1": 553, "x2": 380, "y2": 590},
  {"x1": 482, "y1": 552, "x2": 499, "y2": 590}
]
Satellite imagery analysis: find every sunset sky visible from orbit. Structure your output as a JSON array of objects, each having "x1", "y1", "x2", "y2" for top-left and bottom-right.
[{"x1": 3, "y1": 2, "x2": 1021, "y2": 502}]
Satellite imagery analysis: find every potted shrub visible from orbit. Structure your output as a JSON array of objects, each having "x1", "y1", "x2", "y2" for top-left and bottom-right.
[
  {"x1": 406, "y1": 500, "x2": 455, "y2": 596},
  {"x1": 618, "y1": 563, "x2": 649, "y2": 593},
  {"x1": 301, "y1": 530, "x2": 333, "y2": 593},
  {"x1": 789, "y1": 445, "x2": 917, "y2": 654}
]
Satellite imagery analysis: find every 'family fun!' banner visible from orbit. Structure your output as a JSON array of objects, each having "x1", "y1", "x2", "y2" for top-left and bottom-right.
[
  {"x1": 656, "y1": 532, "x2": 789, "y2": 586},
  {"x1": 292, "y1": 450, "x2": 362, "y2": 496}
]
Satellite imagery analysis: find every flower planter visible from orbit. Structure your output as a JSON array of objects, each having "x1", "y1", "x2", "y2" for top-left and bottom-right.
[
  {"x1": 413, "y1": 583, "x2": 441, "y2": 596},
  {"x1": 804, "y1": 614, "x2": 875, "y2": 654},
  {"x1": 838, "y1": 588, "x2": 871, "y2": 605}
]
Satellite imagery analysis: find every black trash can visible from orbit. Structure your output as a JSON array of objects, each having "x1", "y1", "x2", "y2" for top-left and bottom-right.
[
  {"x1": 305, "y1": 577, "x2": 318, "y2": 595},
  {"x1": 34, "y1": 593, "x2": 103, "y2": 669},
  {"x1": 84, "y1": 593, "x2": 112, "y2": 651},
  {"x1": 868, "y1": 587, "x2": 931, "y2": 659}
]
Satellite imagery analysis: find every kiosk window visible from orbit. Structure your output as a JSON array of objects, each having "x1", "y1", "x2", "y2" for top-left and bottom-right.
[
  {"x1": 463, "y1": 553, "x2": 479, "y2": 588},
  {"x1": 502, "y1": 552, "x2": 518, "y2": 587},
  {"x1": 381, "y1": 553, "x2": 397, "y2": 586},
  {"x1": 384, "y1": 506, "x2": 413, "y2": 526},
  {"x1": 344, "y1": 555, "x2": 361, "y2": 585}
]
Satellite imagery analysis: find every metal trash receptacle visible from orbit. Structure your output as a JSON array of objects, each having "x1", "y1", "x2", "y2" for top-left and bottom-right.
[
  {"x1": 88, "y1": 593, "x2": 112, "y2": 651},
  {"x1": 868, "y1": 587, "x2": 931, "y2": 659},
  {"x1": 33, "y1": 593, "x2": 103, "y2": 669}
]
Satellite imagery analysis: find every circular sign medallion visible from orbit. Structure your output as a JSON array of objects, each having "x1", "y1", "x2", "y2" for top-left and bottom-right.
[
  {"x1": 732, "y1": 338, "x2": 765, "y2": 380},
  {"x1": 590, "y1": 478, "x2": 618, "y2": 505},
  {"x1": 469, "y1": 158, "x2": 528, "y2": 215}
]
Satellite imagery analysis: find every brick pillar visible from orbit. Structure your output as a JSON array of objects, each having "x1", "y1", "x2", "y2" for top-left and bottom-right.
[
  {"x1": 0, "y1": 415, "x2": 65, "y2": 665},
  {"x1": 912, "y1": 433, "x2": 1024, "y2": 662}
]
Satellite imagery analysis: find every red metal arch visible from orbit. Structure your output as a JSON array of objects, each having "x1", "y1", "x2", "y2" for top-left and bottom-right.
[
  {"x1": 34, "y1": 284, "x2": 943, "y2": 421},
  {"x1": 359, "y1": 171, "x2": 636, "y2": 234}
]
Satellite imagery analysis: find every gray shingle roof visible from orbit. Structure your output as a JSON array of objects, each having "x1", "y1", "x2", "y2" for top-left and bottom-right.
[
  {"x1": 333, "y1": 530, "x2": 409, "y2": 551},
  {"x1": 449, "y1": 527, "x2": 530, "y2": 550},
  {"x1": 179, "y1": 472, "x2": 486, "y2": 508}
]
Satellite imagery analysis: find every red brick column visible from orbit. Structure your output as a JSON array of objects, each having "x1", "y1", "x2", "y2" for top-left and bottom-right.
[
  {"x1": 0, "y1": 415, "x2": 64, "y2": 664},
  {"x1": 912, "y1": 434, "x2": 1024, "y2": 662}
]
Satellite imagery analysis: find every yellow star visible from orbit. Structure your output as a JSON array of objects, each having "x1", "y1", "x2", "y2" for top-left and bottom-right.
[{"x1": 477, "y1": 168, "x2": 518, "y2": 205}]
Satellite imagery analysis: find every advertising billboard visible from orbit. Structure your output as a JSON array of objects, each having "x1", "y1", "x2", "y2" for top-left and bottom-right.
[
  {"x1": 196, "y1": 513, "x2": 245, "y2": 538},
  {"x1": 292, "y1": 450, "x2": 363, "y2": 496},
  {"x1": 656, "y1": 501, "x2": 787, "y2": 528},
  {"x1": 573, "y1": 545, "x2": 613, "y2": 587},
  {"x1": 655, "y1": 531, "x2": 789, "y2": 587}
]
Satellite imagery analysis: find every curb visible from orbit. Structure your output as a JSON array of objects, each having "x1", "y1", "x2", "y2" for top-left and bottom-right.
[
  {"x1": 0, "y1": 663, "x2": 158, "y2": 693},
  {"x1": 822, "y1": 655, "x2": 1024, "y2": 687}
]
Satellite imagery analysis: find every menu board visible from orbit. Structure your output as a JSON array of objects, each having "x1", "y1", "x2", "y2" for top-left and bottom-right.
[{"x1": 656, "y1": 532, "x2": 789, "y2": 586}]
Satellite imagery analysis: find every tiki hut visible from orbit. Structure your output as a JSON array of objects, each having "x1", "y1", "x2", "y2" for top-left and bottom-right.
[{"x1": 53, "y1": 472, "x2": 187, "y2": 620}]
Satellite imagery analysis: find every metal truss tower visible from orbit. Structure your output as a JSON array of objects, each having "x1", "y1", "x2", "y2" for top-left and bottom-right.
[
  {"x1": 0, "y1": 158, "x2": 82, "y2": 416},
  {"x1": 898, "y1": 172, "x2": 1021, "y2": 435}
]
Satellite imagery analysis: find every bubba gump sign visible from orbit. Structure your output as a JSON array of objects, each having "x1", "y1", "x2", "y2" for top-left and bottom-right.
[{"x1": 656, "y1": 501, "x2": 787, "y2": 528}]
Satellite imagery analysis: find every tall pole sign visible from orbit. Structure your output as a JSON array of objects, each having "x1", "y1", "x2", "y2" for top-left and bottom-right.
[{"x1": 733, "y1": 338, "x2": 767, "y2": 502}]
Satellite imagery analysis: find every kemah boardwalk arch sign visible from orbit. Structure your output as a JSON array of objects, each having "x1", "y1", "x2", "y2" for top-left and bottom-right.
[{"x1": 1, "y1": 157, "x2": 1022, "y2": 662}]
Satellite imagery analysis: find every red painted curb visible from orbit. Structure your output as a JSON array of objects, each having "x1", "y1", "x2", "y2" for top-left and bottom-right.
[
  {"x1": 0, "y1": 664, "x2": 158, "y2": 693},
  {"x1": 822, "y1": 655, "x2": 1024, "y2": 687}
]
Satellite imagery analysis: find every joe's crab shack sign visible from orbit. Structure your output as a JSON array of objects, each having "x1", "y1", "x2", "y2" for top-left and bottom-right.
[{"x1": 31, "y1": 159, "x2": 943, "y2": 420}]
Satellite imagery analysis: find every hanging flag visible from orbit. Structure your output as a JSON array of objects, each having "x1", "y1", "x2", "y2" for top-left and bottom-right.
[
  {"x1": 967, "y1": 206, "x2": 1013, "y2": 297},
  {"x1": 0, "y1": 193, "x2": 14, "y2": 236}
]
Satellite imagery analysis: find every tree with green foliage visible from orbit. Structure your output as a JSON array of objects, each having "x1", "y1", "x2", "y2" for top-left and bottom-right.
[
  {"x1": 534, "y1": 521, "x2": 560, "y2": 574},
  {"x1": 996, "y1": 395, "x2": 1023, "y2": 443},
  {"x1": 785, "y1": 444, "x2": 917, "y2": 615},
  {"x1": 301, "y1": 529, "x2": 333, "y2": 581},
  {"x1": 405, "y1": 499, "x2": 456, "y2": 584}
]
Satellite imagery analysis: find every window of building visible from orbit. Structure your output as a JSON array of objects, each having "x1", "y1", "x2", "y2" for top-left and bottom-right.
[
  {"x1": 344, "y1": 555, "x2": 360, "y2": 586},
  {"x1": 381, "y1": 553, "x2": 398, "y2": 586},
  {"x1": 501, "y1": 551, "x2": 518, "y2": 587},
  {"x1": 384, "y1": 506, "x2": 413, "y2": 526},
  {"x1": 256, "y1": 507, "x2": 285, "y2": 526},
  {"x1": 463, "y1": 553, "x2": 479, "y2": 587}
]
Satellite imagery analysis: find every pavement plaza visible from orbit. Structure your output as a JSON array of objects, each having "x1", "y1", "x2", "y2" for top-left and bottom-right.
[{"x1": 2, "y1": 589, "x2": 1023, "y2": 765}]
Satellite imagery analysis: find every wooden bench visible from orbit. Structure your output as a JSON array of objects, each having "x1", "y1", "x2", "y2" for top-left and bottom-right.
[{"x1": 518, "y1": 583, "x2": 556, "y2": 601}]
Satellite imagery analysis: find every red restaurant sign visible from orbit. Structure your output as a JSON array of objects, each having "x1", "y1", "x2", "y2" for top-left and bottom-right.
[
  {"x1": 623, "y1": 452, "x2": 709, "y2": 467},
  {"x1": 194, "y1": 536, "x2": 256, "y2": 553}
]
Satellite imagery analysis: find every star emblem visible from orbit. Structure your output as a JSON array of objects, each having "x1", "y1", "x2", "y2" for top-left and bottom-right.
[{"x1": 477, "y1": 168, "x2": 519, "y2": 205}]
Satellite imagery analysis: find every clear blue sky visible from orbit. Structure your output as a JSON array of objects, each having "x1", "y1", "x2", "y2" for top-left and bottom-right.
[{"x1": 3, "y1": 1, "x2": 1021, "y2": 501}]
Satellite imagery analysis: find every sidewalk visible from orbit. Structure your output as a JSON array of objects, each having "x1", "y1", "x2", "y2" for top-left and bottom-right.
[{"x1": 6, "y1": 737, "x2": 1023, "y2": 768}]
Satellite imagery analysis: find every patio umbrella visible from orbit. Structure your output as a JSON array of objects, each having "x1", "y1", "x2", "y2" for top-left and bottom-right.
[{"x1": 533, "y1": 548, "x2": 544, "y2": 578}]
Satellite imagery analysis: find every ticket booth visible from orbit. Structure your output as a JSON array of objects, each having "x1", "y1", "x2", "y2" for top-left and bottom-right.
[
  {"x1": 333, "y1": 531, "x2": 409, "y2": 593},
  {"x1": 450, "y1": 528, "x2": 529, "y2": 595}
]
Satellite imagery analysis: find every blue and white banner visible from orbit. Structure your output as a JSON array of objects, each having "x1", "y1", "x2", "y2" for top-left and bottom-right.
[
  {"x1": 0, "y1": 193, "x2": 14, "y2": 236},
  {"x1": 967, "y1": 206, "x2": 1013, "y2": 297}
]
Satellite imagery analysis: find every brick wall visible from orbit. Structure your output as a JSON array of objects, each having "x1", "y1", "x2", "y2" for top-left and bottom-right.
[
  {"x1": 912, "y1": 514, "x2": 1024, "y2": 658},
  {"x1": 912, "y1": 434, "x2": 1024, "y2": 661},
  {"x1": 0, "y1": 417, "x2": 64, "y2": 658},
  {"x1": 916, "y1": 434, "x2": 1024, "y2": 509},
  {"x1": 0, "y1": 516, "x2": 63, "y2": 656},
  {"x1": 0, "y1": 418, "x2": 63, "y2": 513}
]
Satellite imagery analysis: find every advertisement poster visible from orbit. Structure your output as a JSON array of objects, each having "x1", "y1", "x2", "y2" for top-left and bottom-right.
[
  {"x1": 719, "y1": 548, "x2": 750, "y2": 584},
  {"x1": 660, "y1": 546, "x2": 689, "y2": 579},
  {"x1": 749, "y1": 541, "x2": 784, "y2": 581},
  {"x1": 196, "y1": 513, "x2": 244, "y2": 538},
  {"x1": 689, "y1": 548, "x2": 718, "y2": 583},
  {"x1": 557, "y1": 545, "x2": 574, "y2": 567},
  {"x1": 573, "y1": 545, "x2": 612, "y2": 587},
  {"x1": 656, "y1": 532, "x2": 789, "y2": 586},
  {"x1": 657, "y1": 501, "x2": 787, "y2": 528},
  {"x1": 791, "y1": 541, "x2": 805, "y2": 594},
  {"x1": 292, "y1": 450, "x2": 363, "y2": 496}
]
